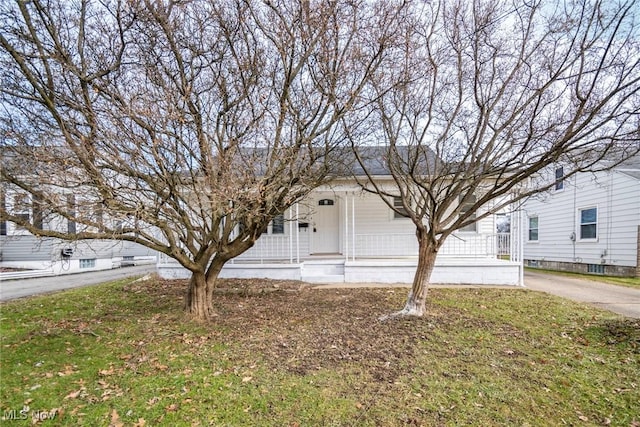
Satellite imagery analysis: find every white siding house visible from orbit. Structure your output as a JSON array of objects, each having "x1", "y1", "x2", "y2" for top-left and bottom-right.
[
  {"x1": 523, "y1": 156, "x2": 640, "y2": 277},
  {"x1": 158, "y1": 177, "x2": 523, "y2": 285}
]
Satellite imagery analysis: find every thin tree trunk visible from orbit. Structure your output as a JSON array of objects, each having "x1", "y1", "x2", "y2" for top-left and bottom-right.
[{"x1": 382, "y1": 234, "x2": 438, "y2": 319}]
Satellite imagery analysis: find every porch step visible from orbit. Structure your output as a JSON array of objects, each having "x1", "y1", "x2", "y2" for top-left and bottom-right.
[
  {"x1": 302, "y1": 274, "x2": 345, "y2": 283},
  {"x1": 301, "y1": 260, "x2": 345, "y2": 283}
]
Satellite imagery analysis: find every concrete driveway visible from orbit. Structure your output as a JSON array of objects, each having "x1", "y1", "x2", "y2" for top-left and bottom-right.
[
  {"x1": 0, "y1": 265, "x2": 155, "y2": 302},
  {"x1": 524, "y1": 270, "x2": 640, "y2": 319}
]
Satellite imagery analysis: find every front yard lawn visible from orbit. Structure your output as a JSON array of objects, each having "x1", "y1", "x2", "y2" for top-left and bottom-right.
[{"x1": 1, "y1": 277, "x2": 638, "y2": 426}]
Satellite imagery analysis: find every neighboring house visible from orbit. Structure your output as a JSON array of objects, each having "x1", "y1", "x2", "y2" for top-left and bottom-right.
[
  {"x1": 523, "y1": 156, "x2": 640, "y2": 277},
  {"x1": 158, "y1": 149, "x2": 524, "y2": 285},
  {"x1": 0, "y1": 191, "x2": 156, "y2": 279}
]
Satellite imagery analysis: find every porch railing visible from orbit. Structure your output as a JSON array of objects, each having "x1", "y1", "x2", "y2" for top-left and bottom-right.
[
  {"x1": 157, "y1": 232, "x2": 513, "y2": 264},
  {"x1": 236, "y1": 235, "x2": 292, "y2": 262},
  {"x1": 354, "y1": 233, "x2": 510, "y2": 259}
]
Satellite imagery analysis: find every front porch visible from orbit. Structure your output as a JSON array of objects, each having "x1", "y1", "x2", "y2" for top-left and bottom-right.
[{"x1": 157, "y1": 189, "x2": 523, "y2": 285}]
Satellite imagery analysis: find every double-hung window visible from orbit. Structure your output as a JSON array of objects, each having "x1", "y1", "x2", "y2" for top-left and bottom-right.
[
  {"x1": 579, "y1": 207, "x2": 597, "y2": 240},
  {"x1": 271, "y1": 213, "x2": 285, "y2": 234},
  {"x1": 459, "y1": 195, "x2": 477, "y2": 232},
  {"x1": 528, "y1": 216, "x2": 539, "y2": 241},
  {"x1": 555, "y1": 166, "x2": 564, "y2": 191},
  {"x1": 392, "y1": 196, "x2": 409, "y2": 219}
]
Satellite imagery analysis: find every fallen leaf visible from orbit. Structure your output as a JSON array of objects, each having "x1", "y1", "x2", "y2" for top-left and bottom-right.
[
  {"x1": 99, "y1": 367, "x2": 115, "y2": 376},
  {"x1": 133, "y1": 418, "x2": 146, "y2": 427},
  {"x1": 109, "y1": 409, "x2": 124, "y2": 427},
  {"x1": 147, "y1": 396, "x2": 160, "y2": 406},
  {"x1": 64, "y1": 389, "x2": 83, "y2": 400}
]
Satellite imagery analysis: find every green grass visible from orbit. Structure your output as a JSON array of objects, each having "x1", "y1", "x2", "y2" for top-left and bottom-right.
[
  {"x1": 527, "y1": 267, "x2": 640, "y2": 289},
  {"x1": 1, "y1": 277, "x2": 639, "y2": 426}
]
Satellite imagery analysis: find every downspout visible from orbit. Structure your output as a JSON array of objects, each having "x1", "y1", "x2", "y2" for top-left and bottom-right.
[{"x1": 572, "y1": 177, "x2": 577, "y2": 262}]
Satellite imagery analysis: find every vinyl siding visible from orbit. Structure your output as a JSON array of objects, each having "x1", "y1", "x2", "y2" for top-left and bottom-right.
[
  {"x1": 0, "y1": 236, "x2": 154, "y2": 263},
  {"x1": 0, "y1": 236, "x2": 55, "y2": 261},
  {"x1": 524, "y1": 169, "x2": 639, "y2": 267}
]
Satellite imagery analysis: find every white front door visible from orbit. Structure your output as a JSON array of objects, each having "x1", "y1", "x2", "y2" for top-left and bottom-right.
[{"x1": 312, "y1": 198, "x2": 340, "y2": 254}]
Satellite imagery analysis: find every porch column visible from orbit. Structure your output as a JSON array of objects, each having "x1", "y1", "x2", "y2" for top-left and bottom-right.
[
  {"x1": 352, "y1": 195, "x2": 356, "y2": 261},
  {"x1": 296, "y1": 203, "x2": 300, "y2": 264},
  {"x1": 289, "y1": 206, "x2": 293, "y2": 263},
  {"x1": 344, "y1": 195, "x2": 349, "y2": 261}
]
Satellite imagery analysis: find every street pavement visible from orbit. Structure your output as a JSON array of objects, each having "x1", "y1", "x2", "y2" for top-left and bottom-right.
[
  {"x1": 0, "y1": 264, "x2": 155, "y2": 301},
  {"x1": 523, "y1": 270, "x2": 640, "y2": 319}
]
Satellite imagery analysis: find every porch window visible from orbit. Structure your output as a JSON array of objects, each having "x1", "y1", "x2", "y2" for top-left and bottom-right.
[
  {"x1": 393, "y1": 196, "x2": 409, "y2": 219},
  {"x1": 459, "y1": 194, "x2": 477, "y2": 232},
  {"x1": 555, "y1": 166, "x2": 564, "y2": 191},
  {"x1": 528, "y1": 216, "x2": 539, "y2": 241},
  {"x1": 579, "y1": 207, "x2": 597, "y2": 240},
  {"x1": 271, "y1": 213, "x2": 285, "y2": 234}
]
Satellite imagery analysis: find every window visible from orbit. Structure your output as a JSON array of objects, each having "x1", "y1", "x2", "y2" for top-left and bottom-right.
[
  {"x1": 528, "y1": 216, "x2": 539, "y2": 241},
  {"x1": 13, "y1": 194, "x2": 30, "y2": 231},
  {"x1": 67, "y1": 195, "x2": 76, "y2": 234},
  {"x1": 393, "y1": 197, "x2": 409, "y2": 219},
  {"x1": 587, "y1": 264, "x2": 605, "y2": 274},
  {"x1": 79, "y1": 258, "x2": 96, "y2": 269},
  {"x1": 459, "y1": 195, "x2": 477, "y2": 232},
  {"x1": 95, "y1": 205, "x2": 104, "y2": 231},
  {"x1": 271, "y1": 214, "x2": 284, "y2": 234},
  {"x1": 33, "y1": 196, "x2": 44, "y2": 230},
  {"x1": 555, "y1": 166, "x2": 564, "y2": 191},
  {"x1": 579, "y1": 207, "x2": 597, "y2": 240}
]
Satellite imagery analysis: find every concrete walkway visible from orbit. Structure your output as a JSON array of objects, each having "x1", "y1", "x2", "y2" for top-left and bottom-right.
[
  {"x1": 0, "y1": 265, "x2": 155, "y2": 301},
  {"x1": 523, "y1": 271, "x2": 640, "y2": 319}
]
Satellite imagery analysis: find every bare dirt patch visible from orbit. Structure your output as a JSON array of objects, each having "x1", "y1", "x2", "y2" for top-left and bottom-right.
[{"x1": 124, "y1": 277, "x2": 461, "y2": 381}]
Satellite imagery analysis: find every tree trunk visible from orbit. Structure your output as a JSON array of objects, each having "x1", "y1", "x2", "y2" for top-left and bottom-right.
[
  {"x1": 382, "y1": 235, "x2": 438, "y2": 319},
  {"x1": 184, "y1": 256, "x2": 228, "y2": 321},
  {"x1": 185, "y1": 270, "x2": 215, "y2": 320}
]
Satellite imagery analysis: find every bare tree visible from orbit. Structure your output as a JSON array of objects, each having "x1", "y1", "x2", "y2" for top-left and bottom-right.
[
  {"x1": 0, "y1": 0, "x2": 400, "y2": 320},
  {"x1": 352, "y1": 0, "x2": 640, "y2": 317}
]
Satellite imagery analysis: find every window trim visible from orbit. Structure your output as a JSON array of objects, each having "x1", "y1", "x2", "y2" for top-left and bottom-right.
[
  {"x1": 578, "y1": 206, "x2": 598, "y2": 241},
  {"x1": 527, "y1": 215, "x2": 539, "y2": 242}
]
